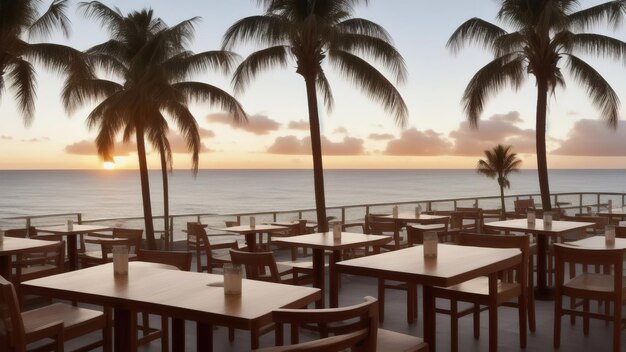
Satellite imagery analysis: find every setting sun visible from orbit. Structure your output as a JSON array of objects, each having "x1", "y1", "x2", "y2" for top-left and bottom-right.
[{"x1": 103, "y1": 161, "x2": 115, "y2": 170}]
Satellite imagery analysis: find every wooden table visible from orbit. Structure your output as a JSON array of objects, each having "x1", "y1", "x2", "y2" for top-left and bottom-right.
[
  {"x1": 36, "y1": 224, "x2": 112, "y2": 271},
  {"x1": 567, "y1": 235, "x2": 626, "y2": 250},
  {"x1": 336, "y1": 244, "x2": 520, "y2": 352},
  {"x1": 483, "y1": 219, "x2": 593, "y2": 299},
  {"x1": 0, "y1": 237, "x2": 58, "y2": 280},
  {"x1": 381, "y1": 213, "x2": 449, "y2": 224},
  {"x1": 272, "y1": 232, "x2": 392, "y2": 308},
  {"x1": 214, "y1": 224, "x2": 287, "y2": 252},
  {"x1": 21, "y1": 261, "x2": 320, "y2": 351},
  {"x1": 597, "y1": 207, "x2": 626, "y2": 222}
]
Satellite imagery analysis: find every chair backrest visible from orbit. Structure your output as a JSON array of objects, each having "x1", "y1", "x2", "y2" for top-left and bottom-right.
[
  {"x1": 563, "y1": 215, "x2": 608, "y2": 234},
  {"x1": 113, "y1": 228, "x2": 143, "y2": 254},
  {"x1": 100, "y1": 239, "x2": 131, "y2": 262},
  {"x1": 553, "y1": 244, "x2": 623, "y2": 299},
  {"x1": 0, "y1": 275, "x2": 26, "y2": 351},
  {"x1": 137, "y1": 250, "x2": 192, "y2": 271},
  {"x1": 406, "y1": 217, "x2": 450, "y2": 244},
  {"x1": 187, "y1": 222, "x2": 212, "y2": 273},
  {"x1": 5, "y1": 227, "x2": 36, "y2": 238},
  {"x1": 456, "y1": 232, "x2": 529, "y2": 285},
  {"x1": 514, "y1": 199, "x2": 535, "y2": 213},
  {"x1": 367, "y1": 216, "x2": 402, "y2": 248},
  {"x1": 225, "y1": 221, "x2": 240, "y2": 228},
  {"x1": 229, "y1": 249, "x2": 281, "y2": 282},
  {"x1": 13, "y1": 241, "x2": 65, "y2": 282},
  {"x1": 267, "y1": 296, "x2": 379, "y2": 351},
  {"x1": 616, "y1": 226, "x2": 626, "y2": 238}
]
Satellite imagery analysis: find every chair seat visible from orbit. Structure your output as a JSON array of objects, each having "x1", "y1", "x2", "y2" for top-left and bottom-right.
[
  {"x1": 17, "y1": 264, "x2": 58, "y2": 277},
  {"x1": 378, "y1": 328, "x2": 428, "y2": 352},
  {"x1": 564, "y1": 273, "x2": 626, "y2": 293},
  {"x1": 409, "y1": 223, "x2": 446, "y2": 231},
  {"x1": 21, "y1": 303, "x2": 106, "y2": 340},
  {"x1": 212, "y1": 251, "x2": 232, "y2": 263},
  {"x1": 435, "y1": 276, "x2": 521, "y2": 303}
]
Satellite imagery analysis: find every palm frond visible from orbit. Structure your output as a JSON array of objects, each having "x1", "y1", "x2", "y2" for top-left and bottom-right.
[
  {"x1": 447, "y1": 18, "x2": 507, "y2": 54},
  {"x1": 329, "y1": 50, "x2": 407, "y2": 127},
  {"x1": 222, "y1": 15, "x2": 290, "y2": 50},
  {"x1": 173, "y1": 82, "x2": 247, "y2": 123},
  {"x1": 231, "y1": 45, "x2": 290, "y2": 94},
  {"x1": 568, "y1": 0, "x2": 626, "y2": 30},
  {"x1": 63, "y1": 78, "x2": 123, "y2": 115},
  {"x1": 164, "y1": 51, "x2": 240, "y2": 81},
  {"x1": 316, "y1": 69, "x2": 335, "y2": 113},
  {"x1": 78, "y1": 1, "x2": 125, "y2": 36},
  {"x1": 569, "y1": 33, "x2": 626, "y2": 60},
  {"x1": 160, "y1": 101, "x2": 200, "y2": 173},
  {"x1": 462, "y1": 54, "x2": 525, "y2": 127},
  {"x1": 25, "y1": 43, "x2": 86, "y2": 75},
  {"x1": 335, "y1": 18, "x2": 391, "y2": 41},
  {"x1": 476, "y1": 159, "x2": 497, "y2": 178},
  {"x1": 7, "y1": 58, "x2": 36, "y2": 126},
  {"x1": 564, "y1": 54, "x2": 620, "y2": 128},
  {"x1": 28, "y1": 0, "x2": 71, "y2": 39}
]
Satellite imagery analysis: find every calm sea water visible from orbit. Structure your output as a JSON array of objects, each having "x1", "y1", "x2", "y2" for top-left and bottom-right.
[{"x1": 1, "y1": 169, "x2": 625, "y2": 220}]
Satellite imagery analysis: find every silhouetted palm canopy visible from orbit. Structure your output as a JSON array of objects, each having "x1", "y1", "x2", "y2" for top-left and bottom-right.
[
  {"x1": 223, "y1": 0, "x2": 408, "y2": 231},
  {"x1": 449, "y1": 0, "x2": 626, "y2": 211},
  {"x1": 64, "y1": 2, "x2": 246, "y2": 248},
  {"x1": 0, "y1": 0, "x2": 80, "y2": 125},
  {"x1": 477, "y1": 144, "x2": 521, "y2": 218}
]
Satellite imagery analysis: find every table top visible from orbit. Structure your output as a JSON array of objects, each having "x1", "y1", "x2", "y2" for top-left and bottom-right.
[
  {"x1": 381, "y1": 213, "x2": 448, "y2": 222},
  {"x1": 21, "y1": 262, "x2": 320, "y2": 329},
  {"x1": 214, "y1": 224, "x2": 288, "y2": 234},
  {"x1": 484, "y1": 218, "x2": 594, "y2": 234},
  {"x1": 272, "y1": 232, "x2": 392, "y2": 250},
  {"x1": 0, "y1": 237, "x2": 58, "y2": 255},
  {"x1": 36, "y1": 224, "x2": 112, "y2": 235},
  {"x1": 268, "y1": 221, "x2": 317, "y2": 229},
  {"x1": 566, "y1": 236, "x2": 626, "y2": 250},
  {"x1": 336, "y1": 244, "x2": 520, "y2": 287}
]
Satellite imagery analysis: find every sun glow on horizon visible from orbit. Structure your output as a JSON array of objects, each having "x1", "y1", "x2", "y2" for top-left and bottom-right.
[{"x1": 103, "y1": 161, "x2": 115, "y2": 170}]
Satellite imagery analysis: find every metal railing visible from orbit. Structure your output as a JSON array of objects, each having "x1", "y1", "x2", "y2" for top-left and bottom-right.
[{"x1": 2, "y1": 192, "x2": 624, "y2": 247}]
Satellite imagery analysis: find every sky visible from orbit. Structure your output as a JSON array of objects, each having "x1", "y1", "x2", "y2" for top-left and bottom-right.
[{"x1": 1, "y1": 0, "x2": 625, "y2": 170}]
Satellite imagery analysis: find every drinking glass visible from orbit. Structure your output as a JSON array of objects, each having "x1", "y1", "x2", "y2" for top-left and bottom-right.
[
  {"x1": 112, "y1": 246, "x2": 129, "y2": 276},
  {"x1": 224, "y1": 263, "x2": 242, "y2": 295},
  {"x1": 423, "y1": 231, "x2": 438, "y2": 258}
]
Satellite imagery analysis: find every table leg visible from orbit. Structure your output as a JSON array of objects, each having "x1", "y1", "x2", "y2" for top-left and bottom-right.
[
  {"x1": 245, "y1": 233, "x2": 256, "y2": 252},
  {"x1": 172, "y1": 318, "x2": 185, "y2": 350},
  {"x1": 534, "y1": 233, "x2": 554, "y2": 300},
  {"x1": 0, "y1": 256, "x2": 11, "y2": 280},
  {"x1": 423, "y1": 286, "x2": 436, "y2": 351},
  {"x1": 329, "y1": 250, "x2": 341, "y2": 308},
  {"x1": 67, "y1": 233, "x2": 78, "y2": 271},
  {"x1": 488, "y1": 273, "x2": 498, "y2": 352},
  {"x1": 312, "y1": 248, "x2": 325, "y2": 308},
  {"x1": 114, "y1": 308, "x2": 136, "y2": 351},
  {"x1": 197, "y1": 322, "x2": 213, "y2": 351}
]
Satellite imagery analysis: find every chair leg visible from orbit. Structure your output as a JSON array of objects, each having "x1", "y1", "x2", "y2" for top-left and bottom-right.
[
  {"x1": 104, "y1": 307, "x2": 113, "y2": 352},
  {"x1": 583, "y1": 299, "x2": 590, "y2": 336},
  {"x1": 528, "y1": 284, "x2": 536, "y2": 332},
  {"x1": 161, "y1": 316, "x2": 169, "y2": 352},
  {"x1": 518, "y1": 293, "x2": 527, "y2": 348},
  {"x1": 141, "y1": 312, "x2": 151, "y2": 336},
  {"x1": 229, "y1": 327, "x2": 235, "y2": 342},
  {"x1": 451, "y1": 299, "x2": 458, "y2": 352},
  {"x1": 473, "y1": 304, "x2": 480, "y2": 339},
  {"x1": 554, "y1": 290, "x2": 562, "y2": 348},
  {"x1": 291, "y1": 247, "x2": 297, "y2": 261},
  {"x1": 613, "y1": 297, "x2": 621, "y2": 352},
  {"x1": 377, "y1": 278, "x2": 385, "y2": 323},
  {"x1": 570, "y1": 296, "x2": 576, "y2": 325}
]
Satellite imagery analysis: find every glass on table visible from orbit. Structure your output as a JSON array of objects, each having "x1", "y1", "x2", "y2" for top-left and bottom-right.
[
  {"x1": 112, "y1": 245, "x2": 129, "y2": 276},
  {"x1": 423, "y1": 231, "x2": 438, "y2": 258},
  {"x1": 224, "y1": 263, "x2": 242, "y2": 295}
]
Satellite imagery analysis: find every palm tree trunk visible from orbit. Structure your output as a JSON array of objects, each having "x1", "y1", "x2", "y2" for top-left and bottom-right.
[
  {"x1": 535, "y1": 79, "x2": 551, "y2": 211},
  {"x1": 304, "y1": 76, "x2": 328, "y2": 232},
  {"x1": 135, "y1": 122, "x2": 156, "y2": 249},
  {"x1": 159, "y1": 144, "x2": 169, "y2": 250},
  {"x1": 499, "y1": 183, "x2": 506, "y2": 220}
]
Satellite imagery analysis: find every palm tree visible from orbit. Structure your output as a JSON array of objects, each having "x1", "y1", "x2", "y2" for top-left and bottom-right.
[
  {"x1": 0, "y1": 0, "x2": 82, "y2": 125},
  {"x1": 64, "y1": 2, "x2": 246, "y2": 249},
  {"x1": 448, "y1": 0, "x2": 626, "y2": 211},
  {"x1": 222, "y1": 0, "x2": 408, "y2": 232},
  {"x1": 477, "y1": 144, "x2": 521, "y2": 220}
]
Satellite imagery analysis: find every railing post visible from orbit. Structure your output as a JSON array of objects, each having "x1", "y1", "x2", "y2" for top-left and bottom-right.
[
  {"x1": 26, "y1": 217, "x2": 31, "y2": 230},
  {"x1": 298, "y1": 211, "x2": 302, "y2": 219},
  {"x1": 273, "y1": 212, "x2": 277, "y2": 222},
  {"x1": 236, "y1": 215, "x2": 241, "y2": 225},
  {"x1": 453, "y1": 200, "x2": 457, "y2": 210},
  {"x1": 77, "y1": 213, "x2": 82, "y2": 224},
  {"x1": 427, "y1": 202, "x2": 432, "y2": 211},
  {"x1": 597, "y1": 194, "x2": 601, "y2": 212},
  {"x1": 474, "y1": 199, "x2": 478, "y2": 208},
  {"x1": 579, "y1": 194, "x2": 583, "y2": 214},
  {"x1": 196, "y1": 215, "x2": 201, "y2": 224},
  {"x1": 169, "y1": 216, "x2": 174, "y2": 249},
  {"x1": 341, "y1": 208, "x2": 346, "y2": 224}
]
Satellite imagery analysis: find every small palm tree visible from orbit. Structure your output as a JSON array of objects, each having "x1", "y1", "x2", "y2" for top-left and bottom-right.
[
  {"x1": 223, "y1": 0, "x2": 408, "y2": 231},
  {"x1": 477, "y1": 144, "x2": 521, "y2": 220},
  {"x1": 0, "y1": 0, "x2": 82, "y2": 125},
  {"x1": 64, "y1": 2, "x2": 246, "y2": 248},
  {"x1": 449, "y1": 0, "x2": 626, "y2": 211}
]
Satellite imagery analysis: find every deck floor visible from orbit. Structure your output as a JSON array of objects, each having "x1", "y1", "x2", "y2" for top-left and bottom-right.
[{"x1": 58, "y1": 246, "x2": 626, "y2": 351}]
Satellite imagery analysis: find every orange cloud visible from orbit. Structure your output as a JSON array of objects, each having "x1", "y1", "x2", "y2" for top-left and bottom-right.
[
  {"x1": 552, "y1": 119, "x2": 626, "y2": 156},
  {"x1": 65, "y1": 140, "x2": 137, "y2": 156},
  {"x1": 449, "y1": 111, "x2": 536, "y2": 156},
  {"x1": 333, "y1": 127, "x2": 348, "y2": 134},
  {"x1": 288, "y1": 120, "x2": 309, "y2": 130},
  {"x1": 384, "y1": 128, "x2": 452, "y2": 156},
  {"x1": 207, "y1": 113, "x2": 280, "y2": 135},
  {"x1": 368, "y1": 133, "x2": 394, "y2": 140},
  {"x1": 267, "y1": 135, "x2": 365, "y2": 155},
  {"x1": 167, "y1": 132, "x2": 211, "y2": 153},
  {"x1": 198, "y1": 128, "x2": 215, "y2": 138}
]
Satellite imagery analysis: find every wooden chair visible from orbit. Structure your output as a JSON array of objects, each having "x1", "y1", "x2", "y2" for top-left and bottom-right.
[
  {"x1": 5, "y1": 227, "x2": 37, "y2": 238},
  {"x1": 407, "y1": 217, "x2": 450, "y2": 245},
  {"x1": 78, "y1": 228, "x2": 143, "y2": 268},
  {"x1": 0, "y1": 275, "x2": 111, "y2": 352},
  {"x1": 553, "y1": 244, "x2": 625, "y2": 352},
  {"x1": 514, "y1": 198, "x2": 536, "y2": 214},
  {"x1": 12, "y1": 241, "x2": 65, "y2": 304},
  {"x1": 254, "y1": 296, "x2": 427, "y2": 352},
  {"x1": 367, "y1": 215, "x2": 405, "y2": 251},
  {"x1": 455, "y1": 207, "x2": 483, "y2": 232},
  {"x1": 616, "y1": 226, "x2": 626, "y2": 238},
  {"x1": 432, "y1": 233, "x2": 530, "y2": 352},
  {"x1": 187, "y1": 222, "x2": 238, "y2": 273},
  {"x1": 134, "y1": 250, "x2": 192, "y2": 352}
]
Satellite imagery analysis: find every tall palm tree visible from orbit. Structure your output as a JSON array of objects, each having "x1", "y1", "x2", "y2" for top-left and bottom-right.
[
  {"x1": 64, "y1": 2, "x2": 246, "y2": 248},
  {"x1": 477, "y1": 144, "x2": 521, "y2": 219},
  {"x1": 448, "y1": 0, "x2": 626, "y2": 211},
  {"x1": 223, "y1": 0, "x2": 408, "y2": 232},
  {"x1": 0, "y1": 0, "x2": 81, "y2": 125}
]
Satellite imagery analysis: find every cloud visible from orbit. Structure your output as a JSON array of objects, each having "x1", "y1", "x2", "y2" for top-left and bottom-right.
[
  {"x1": 167, "y1": 132, "x2": 211, "y2": 153},
  {"x1": 198, "y1": 128, "x2": 215, "y2": 138},
  {"x1": 368, "y1": 133, "x2": 394, "y2": 141},
  {"x1": 552, "y1": 119, "x2": 626, "y2": 156},
  {"x1": 449, "y1": 111, "x2": 537, "y2": 156},
  {"x1": 65, "y1": 140, "x2": 136, "y2": 156},
  {"x1": 267, "y1": 135, "x2": 365, "y2": 155},
  {"x1": 207, "y1": 113, "x2": 280, "y2": 135},
  {"x1": 383, "y1": 128, "x2": 453, "y2": 156},
  {"x1": 333, "y1": 127, "x2": 348, "y2": 134},
  {"x1": 288, "y1": 120, "x2": 309, "y2": 130},
  {"x1": 21, "y1": 137, "x2": 50, "y2": 142},
  {"x1": 1, "y1": 135, "x2": 13, "y2": 140}
]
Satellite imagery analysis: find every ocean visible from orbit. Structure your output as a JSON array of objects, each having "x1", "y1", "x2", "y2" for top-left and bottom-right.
[{"x1": 1, "y1": 169, "x2": 625, "y2": 221}]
